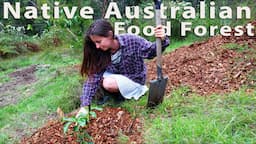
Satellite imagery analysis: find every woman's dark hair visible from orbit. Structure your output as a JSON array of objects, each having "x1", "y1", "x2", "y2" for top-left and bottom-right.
[{"x1": 81, "y1": 19, "x2": 113, "y2": 76}]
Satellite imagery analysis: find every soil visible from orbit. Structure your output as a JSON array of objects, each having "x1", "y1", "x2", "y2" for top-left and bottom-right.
[
  {"x1": 0, "y1": 65, "x2": 37, "y2": 107},
  {"x1": 9, "y1": 21, "x2": 256, "y2": 143}
]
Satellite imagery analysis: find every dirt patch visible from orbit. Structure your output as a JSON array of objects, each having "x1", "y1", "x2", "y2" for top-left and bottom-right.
[
  {"x1": 20, "y1": 107, "x2": 143, "y2": 144},
  {"x1": 0, "y1": 65, "x2": 37, "y2": 107}
]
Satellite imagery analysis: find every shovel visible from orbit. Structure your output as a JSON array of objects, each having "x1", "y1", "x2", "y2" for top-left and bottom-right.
[{"x1": 147, "y1": 0, "x2": 168, "y2": 108}]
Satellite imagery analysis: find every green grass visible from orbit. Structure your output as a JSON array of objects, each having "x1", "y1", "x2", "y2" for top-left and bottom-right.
[
  {"x1": 0, "y1": 45, "x2": 82, "y2": 143},
  {"x1": 121, "y1": 85, "x2": 256, "y2": 143},
  {"x1": 140, "y1": 87, "x2": 256, "y2": 144}
]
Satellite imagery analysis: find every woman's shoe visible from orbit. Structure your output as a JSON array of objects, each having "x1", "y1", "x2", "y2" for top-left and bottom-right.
[
  {"x1": 113, "y1": 92, "x2": 125, "y2": 104},
  {"x1": 97, "y1": 95, "x2": 110, "y2": 105}
]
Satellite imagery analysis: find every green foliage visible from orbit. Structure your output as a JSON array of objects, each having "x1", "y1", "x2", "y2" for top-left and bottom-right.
[
  {"x1": 62, "y1": 107, "x2": 102, "y2": 133},
  {"x1": 0, "y1": 0, "x2": 48, "y2": 36}
]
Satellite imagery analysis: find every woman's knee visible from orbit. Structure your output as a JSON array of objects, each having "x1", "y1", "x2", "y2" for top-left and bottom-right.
[{"x1": 102, "y1": 77, "x2": 119, "y2": 92}]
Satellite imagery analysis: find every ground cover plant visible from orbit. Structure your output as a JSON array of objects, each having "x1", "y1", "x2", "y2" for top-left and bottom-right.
[{"x1": 62, "y1": 106, "x2": 103, "y2": 143}]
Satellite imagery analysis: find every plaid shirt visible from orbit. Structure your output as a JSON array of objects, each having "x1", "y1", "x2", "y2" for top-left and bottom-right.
[{"x1": 80, "y1": 34, "x2": 170, "y2": 106}]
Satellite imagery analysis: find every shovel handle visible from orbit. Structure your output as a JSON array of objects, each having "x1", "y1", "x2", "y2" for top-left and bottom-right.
[
  {"x1": 154, "y1": 0, "x2": 163, "y2": 79},
  {"x1": 154, "y1": 0, "x2": 161, "y2": 9}
]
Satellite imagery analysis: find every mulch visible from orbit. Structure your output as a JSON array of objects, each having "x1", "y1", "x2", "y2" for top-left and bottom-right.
[{"x1": 147, "y1": 21, "x2": 256, "y2": 95}]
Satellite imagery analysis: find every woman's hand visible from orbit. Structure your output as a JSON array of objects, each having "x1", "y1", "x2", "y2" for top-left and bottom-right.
[
  {"x1": 76, "y1": 106, "x2": 89, "y2": 118},
  {"x1": 154, "y1": 25, "x2": 166, "y2": 41}
]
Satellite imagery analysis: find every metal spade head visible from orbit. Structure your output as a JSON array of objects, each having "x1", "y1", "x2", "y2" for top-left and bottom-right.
[{"x1": 147, "y1": 76, "x2": 168, "y2": 108}]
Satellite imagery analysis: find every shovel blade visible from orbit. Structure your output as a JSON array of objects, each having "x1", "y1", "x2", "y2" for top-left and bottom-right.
[{"x1": 147, "y1": 76, "x2": 168, "y2": 108}]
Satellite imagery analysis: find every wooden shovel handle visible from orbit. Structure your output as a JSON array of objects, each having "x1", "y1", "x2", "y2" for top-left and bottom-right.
[{"x1": 154, "y1": 0, "x2": 163, "y2": 79}]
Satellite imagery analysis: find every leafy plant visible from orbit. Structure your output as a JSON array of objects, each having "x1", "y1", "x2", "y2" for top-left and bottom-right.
[{"x1": 62, "y1": 107, "x2": 103, "y2": 143}]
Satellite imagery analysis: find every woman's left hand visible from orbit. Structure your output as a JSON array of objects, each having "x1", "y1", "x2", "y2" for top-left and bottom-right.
[{"x1": 154, "y1": 25, "x2": 166, "y2": 41}]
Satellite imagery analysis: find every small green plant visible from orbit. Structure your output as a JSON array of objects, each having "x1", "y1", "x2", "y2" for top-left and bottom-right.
[{"x1": 62, "y1": 107, "x2": 103, "y2": 143}]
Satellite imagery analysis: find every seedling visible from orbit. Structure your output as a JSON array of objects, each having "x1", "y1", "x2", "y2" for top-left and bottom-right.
[{"x1": 62, "y1": 107, "x2": 103, "y2": 143}]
